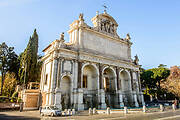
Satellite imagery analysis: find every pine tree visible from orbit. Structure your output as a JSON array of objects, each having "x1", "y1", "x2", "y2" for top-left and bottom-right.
[{"x1": 19, "y1": 29, "x2": 40, "y2": 85}]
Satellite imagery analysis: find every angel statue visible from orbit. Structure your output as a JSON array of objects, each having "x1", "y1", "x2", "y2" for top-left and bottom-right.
[
  {"x1": 79, "y1": 13, "x2": 84, "y2": 21},
  {"x1": 133, "y1": 54, "x2": 139, "y2": 65},
  {"x1": 126, "y1": 33, "x2": 131, "y2": 41},
  {"x1": 60, "y1": 32, "x2": 64, "y2": 40}
]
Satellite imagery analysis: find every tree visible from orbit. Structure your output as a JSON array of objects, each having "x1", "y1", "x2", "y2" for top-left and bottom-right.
[
  {"x1": 158, "y1": 64, "x2": 167, "y2": 68},
  {"x1": 161, "y1": 66, "x2": 180, "y2": 98},
  {"x1": 2, "y1": 72, "x2": 17, "y2": 97},
  {"x1": 0, "y1": 42, "x2": 18, "y2": 95},
  {"x1": 141, "y1": 64, "x2": 170, "y2": 100},
  {"x1": 19, "y1": 29, "x2": 41, "y2": 85}
]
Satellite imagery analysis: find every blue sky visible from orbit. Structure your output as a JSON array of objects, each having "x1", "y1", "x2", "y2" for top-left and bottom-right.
[{"x1": 0, "y1": 0, "x2": 179, "y2": 69}]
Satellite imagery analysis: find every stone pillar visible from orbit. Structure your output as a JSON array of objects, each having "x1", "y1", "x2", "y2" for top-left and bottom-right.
[
  {"x1": 98, "y1": 89, "x2": 106, "y2": 109},
  {"x1": 71, "y1": 60, "x2": 78, "y2": 107},
  {"x1": 56, "y1": 58, "x2": 61, "y2": 88},
  {"x1": 133, "y1": 91, "x2": 139, "y2": 107},
  {"x1": 116, "y1": 67, "x2": 119, "y2": 90},
  {"x1": 140, "y1": 92, "x2": 145, "y2": 106},
  {"x1": 45, "y1": 93, "x2": 49, "y2": 106},
  {"x1": 137, "y1": 71, "x2": 141, "y2": 90},
  {"x1": 78, "y1": 62, "x2": 82, "y2": 88},
  {"x1": 49, "y1": 58, "x2": 58, "y2": 105},
  {"x1": 117, "y1": 90, "x2": 124, "y2": 107},
  {"x1": 73, "y1": 60, "x2": 78, "y2": 89},
  {"x1": 99, "y1": 64, "x2": 102, "y2": 89},
  {"x1": 114, "y1": 76, "x2": 118, "y2": 91},
  {"x1": 77, "y1": 89, "x2": 84, "y2": 110},
  {"x1": 54, "y1": 89, "x2": 62, "y2": 110}
]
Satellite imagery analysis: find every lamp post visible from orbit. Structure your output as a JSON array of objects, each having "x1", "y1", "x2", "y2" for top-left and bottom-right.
[
  {"x1": 21, "y1": 62, "x2": 27, "y2": 112},
  {"x1": 22, "y1": 63, "x2": 27, "y2": 90}
]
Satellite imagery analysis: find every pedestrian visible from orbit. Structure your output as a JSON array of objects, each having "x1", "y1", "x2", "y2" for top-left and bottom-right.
[
  {"x1": 174, "y1": 98, "x2": 177, "y2": 108},
  {"x1": 39, "y1": 106, "x2": 42, "y2": 114},
  {"x1": 19, "y1": 102, "x2": 23, "y2": 112},
  {"x1": 177, "y1": 99, "x2": 179, "y2": 109}
]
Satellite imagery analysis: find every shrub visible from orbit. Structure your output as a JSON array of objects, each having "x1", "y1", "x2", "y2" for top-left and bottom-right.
[
  {"x1": 12, "y1": 92, "x2": 18, "y2": 98},
  {"x1": 17, "y1": 98, "x2": 22, "y2": 103}
]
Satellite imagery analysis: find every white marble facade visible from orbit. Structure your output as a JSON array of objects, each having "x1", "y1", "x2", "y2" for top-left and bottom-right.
[{"x1": 40, "y1": 11, "x2": 145, "y2": 110}]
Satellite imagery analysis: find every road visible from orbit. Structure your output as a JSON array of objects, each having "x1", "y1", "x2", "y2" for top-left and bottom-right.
[{"x1": 0, "y1": 109, "x2": 180, "y2": 120}]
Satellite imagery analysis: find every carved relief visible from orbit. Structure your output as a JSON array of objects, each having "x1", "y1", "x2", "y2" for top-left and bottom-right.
[
  {"x1": 62, "y1": 60, "x2": 73, "y2": 73},
  {"x1": 99, "y1": 19, "x2": 115, "y2": 34}
]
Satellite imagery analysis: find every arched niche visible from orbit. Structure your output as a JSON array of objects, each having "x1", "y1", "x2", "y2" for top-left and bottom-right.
[
  {"x1": 119, "y1": 70, "x2": 131, "y2": 92},
  {"x1": 82, "y1": 64, "x2": 98, "y2": 90},
  {"x1": 60, "y1": 75, "x2": 71, "y2": 110},
  {"x1": 102, "y1": 67, "x2": 116, "y2": 92}
]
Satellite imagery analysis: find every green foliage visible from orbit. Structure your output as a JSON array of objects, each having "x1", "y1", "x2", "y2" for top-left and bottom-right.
[
  {"x1": 0, "y1": 96, "x2": 9, "y2": 103},
  {"x1": 0, "y1": 42, "x2": 18, "y2": 95},
  {"x1": 12, "y1": 91, "x2": 18, "y2": 98},
  {"x1": 140, "y1": 64, "x2": 170, "y2": 100},
  {"x1": 17, "y1": 98, "x2": 22, "y2": 103},
  {"x1": 19, "y1": 29, "x2": 41, "y2": 85},
  {"x1": 2, "y1": 73, "x2": 17, "y2": 97}
]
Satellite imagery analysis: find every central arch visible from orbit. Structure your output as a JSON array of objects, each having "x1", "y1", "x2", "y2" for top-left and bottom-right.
[
  {"x1": 103, "y1": 67, "x2": 116, "y2": 92},
  {"x1": 102, "y1": 67, "x2": 116, "y2": 108},
  {"x1": 82, "y1": 64, "x2": 98, "y2": 90},
  {"x1": 82, "y1": 63, "x2": 99, "y2": 109}
]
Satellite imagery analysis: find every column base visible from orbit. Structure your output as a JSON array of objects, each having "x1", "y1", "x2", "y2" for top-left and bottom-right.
[
  {"x1": 120, "y1": 102, "x2": 124, "y2": 107},
  {"x1": 100, "y1": 103, "x2": 107, "y2": 109},
  {"x1": 135, "y1": 102, "x2": 139, "y2": 107},
  {"x1": 77, "y1": 103, "x2": 84, "y2": 111}
]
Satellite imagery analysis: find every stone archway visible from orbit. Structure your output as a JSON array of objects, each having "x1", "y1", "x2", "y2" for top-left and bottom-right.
[
  {"x1": 82, "y1": 64, "x2": 98, "y2": 90},
  {"x1": 82, "y1": 64, "x2": 99, "y2": 109},
  {"x1": 119, "y1": 70, "x2": 132, "y2": 106},
  {"x1": 102, "y1": 67, "x2": 116, "y2": 108},
  {"x1": 60, "y1": 76, "x2": 71, "y2": 110}
]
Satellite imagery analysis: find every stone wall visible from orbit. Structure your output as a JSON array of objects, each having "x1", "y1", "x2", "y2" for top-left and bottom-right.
[{"x1": 22, "y1": 89, "x2": 40, "y2": 110}]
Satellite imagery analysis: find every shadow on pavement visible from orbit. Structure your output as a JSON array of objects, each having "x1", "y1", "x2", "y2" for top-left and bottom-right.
[{"x1": 0, "y1": 114, "x2": 40, "y2": 120}]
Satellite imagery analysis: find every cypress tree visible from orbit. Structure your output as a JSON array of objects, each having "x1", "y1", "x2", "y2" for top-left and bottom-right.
[{"x1": 19, "y1": 29, "x2": 39, "y2": 85}]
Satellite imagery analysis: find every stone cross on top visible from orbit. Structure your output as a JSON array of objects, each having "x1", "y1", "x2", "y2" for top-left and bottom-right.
[{"x1": 103, "y1": 3, "x2": 108, "y2": 13}]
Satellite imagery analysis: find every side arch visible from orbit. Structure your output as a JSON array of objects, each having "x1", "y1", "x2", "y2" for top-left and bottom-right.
[{"x1": 81, "y1": 63, "x2": 99, "y2": 90}]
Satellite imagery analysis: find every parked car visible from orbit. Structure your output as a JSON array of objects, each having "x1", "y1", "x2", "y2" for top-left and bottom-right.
[{"x1": 40, "y1": 106, "x2": 61, "y2": 117}]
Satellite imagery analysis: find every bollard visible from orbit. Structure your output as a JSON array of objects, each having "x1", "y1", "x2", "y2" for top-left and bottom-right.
[
  {"x1": 72, "y1": 109, "x2": 75, "y2": 115},
  {"x1": 124, "y1": 107, "x2": 128, "y2": 114},
  {"x1": 107, "y1": 107, "x2": 110, "y2": 115},
  {"x1": 89, "y1": 108, "x2": 93, "y2": 115},
  {"x1": 143, "y1": 105, "x2": 146, "y2": 113},
  {"x1": 67, "y1": 109, "x2": 71, "y2": 115},
  {"x1": 64, "y1": 109, "x2": 67, "y2": 116},
  {"x1": 160, "y1": 104, "x2": 164, "y2": 112},
  {"x1": 172, "y1": 104, "x2": 176, "y2": 111},
  {"x1": 93, "y1": 108, "x2": 97, "y2": 114}
]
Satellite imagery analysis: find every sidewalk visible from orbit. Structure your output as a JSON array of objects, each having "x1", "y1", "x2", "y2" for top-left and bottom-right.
[{"x1": 0, "y1": 109, "x2": 180, "y2": 120}]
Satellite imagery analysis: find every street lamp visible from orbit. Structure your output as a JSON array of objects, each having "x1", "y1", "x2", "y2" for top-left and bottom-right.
[{"x1": 22, "y1": 62, "x2": 27, "y2": 90}]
